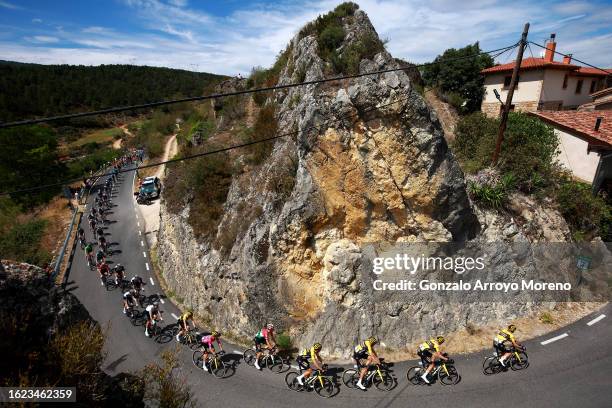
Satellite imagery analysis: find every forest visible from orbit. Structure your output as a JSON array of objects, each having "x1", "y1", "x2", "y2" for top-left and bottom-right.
[{"x1": 0, "y1": 60, "x2": 226, "y2": 122}]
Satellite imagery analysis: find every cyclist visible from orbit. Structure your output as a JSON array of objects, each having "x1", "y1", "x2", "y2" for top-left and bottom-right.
[
  {"x1": 84, "y1": 243, "x2": 94, "y2": 265},
  {"x1": 253, "y1": 323, "x2": 277, "y2": 370},
  {"x1": 353, "y1": 336, "x2": 380, "y2": 390},
  {"x1": 417, "y1": 336, "x2": 448, "y2": 384},
  {"x1": 96, "y1": 226, "x2": 104, "y2": 243},
  {"x1": 144, "y1": 302, "x2": 163, "y2": 337},
  {"x1": 95, "y1": 248, "x2": 106, "y2": 265},
  {"x1": 88, "y1": 215, "x2": 96, "y2": 232},
  {"x1": 176, "y1": 310, "x2": 197, "y2": 343},
  {"x1": 296, "y1": 342, "x2": 324, "y2": 386},
  {"x1": 98, "y1": 234, "x2": 107, "y2": 254},
  {"x1": 113, "y1": 263, "x2": 125, "y2": 287},
  {"x1": 91, "y1": 207, "x2": 98, "y2": 220},
  {"x1": 123, "y1": 289, "x2": 137, "y2": 314},
  {"x1": 200, "y1": 331, "x2": 224, "y2": 371},
  {"x1": 494, "y1": 324, "x2": 522, "y2": 367},
  {"x1": 78, "y1": 227, "x2": 86, "y2": 248},
  {"x1": 131, "y1": 275, "x2": 144, "y2": 295},
  {"x1": 97, "y1": 261, "x2": 110, "y2": 286}
]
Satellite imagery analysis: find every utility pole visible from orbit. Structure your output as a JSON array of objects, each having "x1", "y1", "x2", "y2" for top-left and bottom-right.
[{"x1": 492, "y1": 23, "x2": 530, "y2": 165}]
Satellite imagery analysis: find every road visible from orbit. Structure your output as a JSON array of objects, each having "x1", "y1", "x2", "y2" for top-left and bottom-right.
[{"x1": 66, "y1": 164, "x2": 612, "y2": 407}]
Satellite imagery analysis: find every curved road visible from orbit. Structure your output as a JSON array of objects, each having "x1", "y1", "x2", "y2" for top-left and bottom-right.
[{"x1": 66, "y1": 165, "x2": 612, "y2": 407}]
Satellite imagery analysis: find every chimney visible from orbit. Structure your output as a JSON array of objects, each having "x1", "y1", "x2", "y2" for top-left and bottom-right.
[
  {"x1": 594, "y1": 117, "x2": 602, "y2": 131},
  {"x1": 544, "y1": 33, "x2": 556, "y2": 62},
  {"x1": 563, "y1": 53, "x2": 572, "y2": 64}
]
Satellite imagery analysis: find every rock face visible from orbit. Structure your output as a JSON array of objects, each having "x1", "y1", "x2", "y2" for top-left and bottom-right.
[{"x1": 157, "y1": 8, "x2": 577, "y2": 356}]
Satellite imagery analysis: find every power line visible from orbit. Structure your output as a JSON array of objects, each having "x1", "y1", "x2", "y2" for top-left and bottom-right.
[
  {"x1": 0, "y1": 43, "x2": 519, "y2": 196},
  {"x1": 0, "y1": 44, "x2": 518, "y2": 129},
  {"x1": 0, "y1": 93, "x2": 416, "y2": 197},
  {"x1": 529, "y1": 41, "x2": 612, "y2": 76}
]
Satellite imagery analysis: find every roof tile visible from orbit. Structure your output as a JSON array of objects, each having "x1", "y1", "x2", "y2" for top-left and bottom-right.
[{"x1": 530, "y1": 111, "x2": 612, "y2": 147}]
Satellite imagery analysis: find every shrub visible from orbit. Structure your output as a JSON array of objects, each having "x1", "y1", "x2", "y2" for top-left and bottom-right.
[
  {"x1": 318, "y1": 23, "x2": 346, "y2": 60},
  {"x1": 247, "y1": 104, "x2": 278, "y2": 165},
  {"x1": 140, "y1": 347, "x2": 196, "y2": 408},
  {"x1": 467, "y1": 168, "x2": 515, "y2": 208},
  {"x1": 0, "y1": 219, "x2": 51, "y2": 265},
  {"x1": 539, "y1": 312, "x2": 554, "y2": 324},
  {"x1": 555, "y1": 179, "x2": 612, "y2": 241},
  {"x1": 276, "y1": 333, "x2": 293, "y2": 350},
  {"x1": 337, "y1": 32, "x2": 385, "y2": 75}
]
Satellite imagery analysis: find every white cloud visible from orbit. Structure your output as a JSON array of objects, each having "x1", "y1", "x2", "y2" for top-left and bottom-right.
[
  {"x1": 82, "y1": 26, "x2": 115, "y2": 34},
  {"x1": 160, "y1": 24, "x2": 195, "y2": 43},
  {"x1": 32, "y1": 18, "x2": 43, "y2": 24},
  {"x1": 0, "y1": 1, "x2": 20, "y2": 10},
  {"x1": 25, "y1": 35, "x2": 60, "y2": 43}
]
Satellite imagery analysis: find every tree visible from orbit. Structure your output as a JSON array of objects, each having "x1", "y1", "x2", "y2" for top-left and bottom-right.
[
  {"x1": 422, "y1": 42, "x2": 494, "y2": 113},
  {"x1": 0, "y1": 125, "x2": 66, "y2": 207}
]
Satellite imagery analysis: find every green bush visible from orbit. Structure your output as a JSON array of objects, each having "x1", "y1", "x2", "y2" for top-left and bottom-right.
[
  {"x1": 318, "y1": 23, "x2": 345, "y2": 60},
  {"x1": 336, "y1": 32, "x2": 385, "y2": 75},
  {"x1": 67, "y1": 148, "x2": 121, "y2": 178},
  {"x1": 0, "y1": 219, "x2": 50, "y2": 265},
  {"x1": 467, "y1": 169, "x2": 515, "y2": 208},
  {"x1": 276, "y1": 333, "x2": 293, "y2": 350},
  {"x1": 453, "y1": 112, "x2": 559, "y2": 193},
  {"x1": 555, "y1": 180, "x2": 612, "y2": 241}
]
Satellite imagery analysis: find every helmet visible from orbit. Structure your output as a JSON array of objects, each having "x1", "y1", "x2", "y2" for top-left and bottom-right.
[
  {"x1": 508, "y1": 324, "x2": 517, "y2": 333},
  {"x1": 436, "y1": 336, "x2": 445, "y2": 344},
  {"x1": 211, "y1": 330, "x2": 220, "y2": 337},
  {"x1": 266, "y1": 323, "x2": 274, "y2": 330},
  {"x1": 367, "y1": 336, "x2": 378, "y2": 345},
  {"x1": 313, "y1": 342, "x2": 322, "y2": 351},
  {"x1": 186, "y1": 311, "x2": 193, "y2": 318},
  {"x1": 153, "y1": 301, "x2": 159, "y2": 307}
]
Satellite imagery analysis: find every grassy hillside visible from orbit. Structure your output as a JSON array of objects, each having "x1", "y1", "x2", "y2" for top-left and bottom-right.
[{"x1": 0, "y1": 61, "x2": 227, "y2": 122}]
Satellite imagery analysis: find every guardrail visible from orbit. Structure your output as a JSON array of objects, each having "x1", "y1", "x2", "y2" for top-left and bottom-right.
[{"x1": 51, "y1": 163, "x2": 110, "y2": 284}]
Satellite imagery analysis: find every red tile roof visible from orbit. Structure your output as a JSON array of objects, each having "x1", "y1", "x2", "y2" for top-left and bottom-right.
[
  {"x1": 481, "y1": 57, "x2": 611, "y2": 77},
  {"x1": 530, "y1": 111, "x2": 612, "y2": 148}
]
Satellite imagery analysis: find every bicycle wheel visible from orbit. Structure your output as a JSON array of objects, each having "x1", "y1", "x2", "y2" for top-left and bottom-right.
[
  {"x1": 313, "y1": 376, "x2": 335, "y2": 398},
  {"x1": 267, "y1": 355, "x2": 285, "y2": 373},
  {"x1": 406, "y1": 366, "x2": 423, "y2": 385},
  {"x1": 192, "y1": 350, "x2": 204, "y2": 369},
  {"x1": 373, "y1": 369, "x2": 395, "y2": 391},
  {"x1": 483, "y1": 356, "x2": 502, "y2": 375},
  {"x1": 285, "y1": 371, "x2": 302, "y2": 392},
  {"x1": 342, "y1": 369, "x2": 359, "y2": 389},
  {"x1": 439, "y1": 364, "x2": 460, "y2": 385},
  {"x1": 210, "y1": 357, "x2": 229, "y2": 378},
  {"x1": 510, "y1": 351, "x2": 529, "y2": 371},
  {"x1": 186, "y1": 334, "x2": 200, "y2": 350},
  {"x1": 243, "y1": 349, "x2": 257, "y2": 366}
]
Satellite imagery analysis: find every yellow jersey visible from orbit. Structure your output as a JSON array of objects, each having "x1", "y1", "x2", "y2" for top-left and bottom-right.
[
  {"x1": 419, "y1": 339, "x2": 440, "y2": 352},
  {"x1": 496, "y1": 329, "x2": 515, "y2": 343},
  {"x1": 355, "y1": 339, "x2": 375, "y2": 355}
]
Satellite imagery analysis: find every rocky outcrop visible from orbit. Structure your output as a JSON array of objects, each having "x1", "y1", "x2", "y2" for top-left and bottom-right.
[{"x1": 157, "y1": 7, "x2": 599, "y2": 357}]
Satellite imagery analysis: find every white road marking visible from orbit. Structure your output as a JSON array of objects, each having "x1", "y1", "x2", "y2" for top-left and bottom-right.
[
  {"x1": 159, "y1": 298, "x2": 165, "y2": 304},
  {"x1": 587, "y1": 314, "x2": 606, "y2": 326},
  {"x1": 143, "y1": 251, "x2": 147, "y2": 258},
  {"x1": 145, "y1": 262, "x2": 150, "y2": 271},
  {"x1": 137, "y1": 221, "x2": 140, "y2": 227},
  {"x1": 149, "y1": 277, "x2": 155, "y2": 286},
  {"x1": 138, "y1": 230, "x2": 142, "y2": 236},
  {"x1": 171, "y1": 313, "x2": 179, "y2": 320},
  {"x1": 141, "y1": 240, "x2": 144, "y2": 247},
  {"x1": 541, "y1": 333, "x2": 568, "y2": 345}
]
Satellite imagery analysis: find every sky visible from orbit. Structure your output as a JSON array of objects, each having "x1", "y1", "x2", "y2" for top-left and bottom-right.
[{"x1": 0, "y1": 0, "x2": 610, "y2": 75}]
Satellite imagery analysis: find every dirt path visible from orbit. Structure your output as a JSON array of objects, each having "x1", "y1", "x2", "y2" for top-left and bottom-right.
[{"x1": 137, "y1": 134, "x2": 178, "y2": 248}]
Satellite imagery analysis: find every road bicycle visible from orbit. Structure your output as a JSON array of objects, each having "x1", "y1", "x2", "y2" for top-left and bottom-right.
[
  {"x1": 407, "y1": 354, "x2": 460, "y2": 386},
  {"x1": 192, "y1": 350, "x2": 231, "y2": 378},
  {"x1": 86, "y1": 252, "x2": 95, "y2": 269},
  {"x1": 483, "y1": 346, "x2": 529, "y2": 375},
  {"x1": 342, "y1": 359, "x2": 396, "y2": 391},
  {"x1": 243, "y1": 346, "x2": 288, "y2": 373},
  {"x1": 174, "y1": 327, "x2": 202, "y2": 350},
  {"x1": 285, "y1": 364, "x2": 336, "y2": 398}
]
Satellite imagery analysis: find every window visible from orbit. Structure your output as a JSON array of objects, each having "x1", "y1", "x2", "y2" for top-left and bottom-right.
[
  {"x1": 562, "y1": 74, "x2": 568, "y2": 89},
  {"x1": 503, "y1": 75, "x2": 519, "y2": 89},
  {"x1": 589, "y1": 80, "x2": 596, "y2": 94},
  {"x1": 575, "y1": 79, "x2": 583, "y2": 94}
]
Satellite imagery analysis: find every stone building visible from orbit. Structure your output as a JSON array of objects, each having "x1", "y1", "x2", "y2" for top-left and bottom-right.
[{"x1": 481, "y1": 34, "x2": 610, "y2": 117}]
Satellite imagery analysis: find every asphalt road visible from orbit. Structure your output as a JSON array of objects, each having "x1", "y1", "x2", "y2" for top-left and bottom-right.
[{"x1": 66, "y1": 164, "x2": 612, "y2": 408}]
